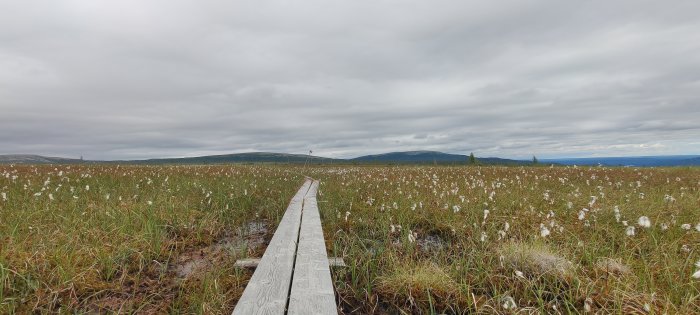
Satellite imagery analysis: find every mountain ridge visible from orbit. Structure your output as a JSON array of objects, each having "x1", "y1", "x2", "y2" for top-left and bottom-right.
[
  {"x1": 0, "y1": 154, "x2": 84, "y2": 164},
  {"x1": 1, "y1": 151, "x2": 699, "y2": 166}
]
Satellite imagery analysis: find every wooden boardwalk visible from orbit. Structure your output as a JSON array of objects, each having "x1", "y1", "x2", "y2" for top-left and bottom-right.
[{"x1": 232, "y1": 179, "x2": 337, "y2": 315}]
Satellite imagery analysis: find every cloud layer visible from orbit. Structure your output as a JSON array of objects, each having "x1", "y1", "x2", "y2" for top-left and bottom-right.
[{"x1": 2, "y1": 0, "x2": 699, "y2": 159}]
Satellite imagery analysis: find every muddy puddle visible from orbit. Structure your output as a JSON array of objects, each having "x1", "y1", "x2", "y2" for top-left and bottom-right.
[
  {"x1": 172, "y1": 221, "x2": 269, "y2": 278},
  {"x1": 417, "y1": 234, "x2": 446, "y2": 252},
  {"x1": 85, "y1": 220, "x2": 269, "y2": 313}
]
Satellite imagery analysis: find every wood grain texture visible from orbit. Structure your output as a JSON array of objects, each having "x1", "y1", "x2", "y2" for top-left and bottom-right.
[
  {"x1": 232, "y1": 179, "x2": 312, "y2": 315},
  {"x1": 288, "y1": 180, "x2": 338, "y2": 314},
  {"x1": 234, "y1": 257, "x2": 346, "y2": 269}
]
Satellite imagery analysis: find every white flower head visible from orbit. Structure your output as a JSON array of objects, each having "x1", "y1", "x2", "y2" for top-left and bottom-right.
[
  {"x1": 625, "y1": 226, "x2": 636, "y2": 236},
  {"x1": 584, "y1": 298, "x2": 592, "y2": 312},
  {"x1": 408, "y1": 230, "x2": 416, "y2": 243},
  {"x1": 497, "y1": 230, "x2": 506, "y2": 240},
  {"x1": 501, "y1": 296, "x2": 517, "y2": 310},
  {"x1": 638, "y1": 216, "x2": 651, "y2": 228},
  {"x1": 540, "y1": 224, "x2": 550, "y2": 237},
  {"x1": 681, "y1": 224, "x2": 691, "y2": 230},
  {"x1": 693, "y1": 271, "x2": 700, "y2": 283}
]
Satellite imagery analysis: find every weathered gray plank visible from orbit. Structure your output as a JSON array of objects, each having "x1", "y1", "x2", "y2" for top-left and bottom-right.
[
  {"x1": 327, "y1": 257, "x2": 346, "y2": 268},
  {"x1": 232, "y1": 179, "x2": 312, "y2": 315},
  {"x1": 288, "y1": 180, "x2": 338, "y2": 314},
  {"x1": 234, "y1": 257, "x2": 346, "y2": 269},
  {"x1": 234, "y1": 258, "x2": 261, "y2": 269}
]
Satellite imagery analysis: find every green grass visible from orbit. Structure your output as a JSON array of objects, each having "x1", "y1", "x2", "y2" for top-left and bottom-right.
[
  {"x1": 312, "y1": 165, "x2": 700, "y2": 313},
  {"x1": 0, "y1": 164, "x2": 303, "y2": 313},
  {"x1": 1, "y1": 164, "x2": 700, "y2": 313}
]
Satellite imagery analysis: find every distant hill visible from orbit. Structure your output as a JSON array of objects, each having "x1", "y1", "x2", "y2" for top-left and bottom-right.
[
  {"x1": 541, "y1": 155, "x2": 700, "y2": 167},
  {"x1": 128, "y1": 152, "x2": 338, "y2": 164},
  {"x1": 0, "y1": 154, "x2": 83, "y2": 164},
  {"x1": 2, "y1": 152, "x2": 699, "y2": 166},
  {"x1": 351, "y1": 151, "x2": 526, "y2": 165}
]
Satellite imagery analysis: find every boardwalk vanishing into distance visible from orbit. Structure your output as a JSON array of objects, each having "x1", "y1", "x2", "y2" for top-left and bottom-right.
[{"x1": 232, "y1": 179, "x2": 337, "y2": 315}]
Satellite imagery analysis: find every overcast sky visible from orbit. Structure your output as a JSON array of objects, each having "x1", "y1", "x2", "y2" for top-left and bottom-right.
[{"x1": 2, "y1": 1, "x2": 700, "y2": 160}]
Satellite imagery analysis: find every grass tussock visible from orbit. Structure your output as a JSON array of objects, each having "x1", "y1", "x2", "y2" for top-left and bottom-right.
[
  {"x1": 376, "y1": 261, "x2": 467, "y2": 312},
  {"x1": 498, "y1": 242, "x2": 575, "y2": 281},
  {"x1": 594, "y1": 257, "x2": 633, "y2": 280}
]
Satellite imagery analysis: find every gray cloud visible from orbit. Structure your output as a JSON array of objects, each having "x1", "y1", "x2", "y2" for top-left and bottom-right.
[{"x1": 1, "y1": 0, "x2": 700, "y2": 160}]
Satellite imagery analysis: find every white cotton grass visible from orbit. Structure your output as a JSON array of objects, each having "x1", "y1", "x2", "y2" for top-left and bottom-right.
[
  {"x1": 625, "y1": 226, "x2": 636, "y2": 236},
  {"x1": 613, "y1": 206, "x2": 621, "y2": 222},
  {"x1": 584, "y1": 297, "x2": 593, "y2": 312},
  {"x1": 637, "y1": 216, "x2": 651, "y2": 228},
  {"x1": 681, "y1": 224, "x2": 691, "y2": 230},
  {"x1": 1, "y1": 192, "x2": 6, "y2": 201},
  {"x1": 501, "y1": 295, "x2": 517, "y2": 310},
  {"x1": 407, "y1": 230, "x2": 416, "y2": 243},
  {"x1": 693, "y1": 260, "x2": 700, "y2": 279},
  {"x1": 694, "y1": 271, "x2": 700, "y2": 279},
  {"x1": 540, "y1": 224, "x2": 551, "y2": 238}
]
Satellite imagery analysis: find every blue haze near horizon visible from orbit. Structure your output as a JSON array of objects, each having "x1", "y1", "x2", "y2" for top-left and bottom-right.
[{"x1": 540, "y1": 155, "x2": 700, "y2": 166}]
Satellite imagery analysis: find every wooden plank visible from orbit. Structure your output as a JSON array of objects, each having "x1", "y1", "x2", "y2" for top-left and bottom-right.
[
  {"x1": 288, "y1": 180, "x2": 338, "y2": 314},
  {"x1": 232, "y1": 179, "x2": 312, "y2": 315},
  {"x1": 327, "y1": 257, "x2": 346, "y2": 268},
  {"x1": 234, "y1": 257, "x2": 346, "y2": 269},
  {"x1": 234, "y1": 258, "x2": 261, "y2": 269}
]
